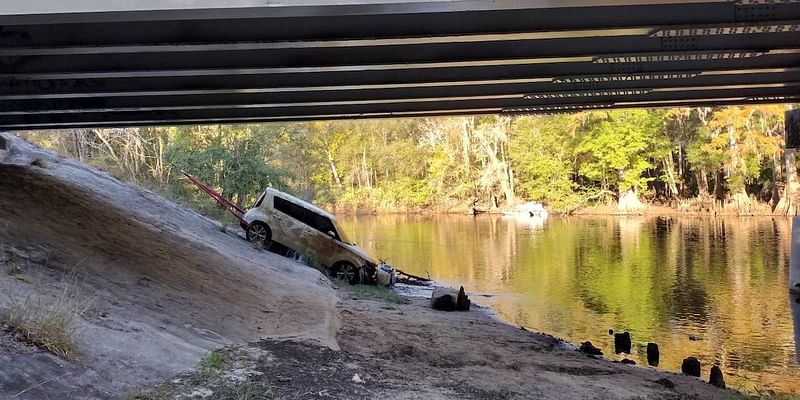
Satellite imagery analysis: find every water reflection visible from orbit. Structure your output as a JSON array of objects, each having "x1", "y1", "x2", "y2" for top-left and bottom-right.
[{"x1": 339, "y1": 215, "x2": 799, "y2": 393}]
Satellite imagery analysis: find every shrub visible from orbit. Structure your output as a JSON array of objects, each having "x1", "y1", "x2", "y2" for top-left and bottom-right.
[{"x1": 200, "y1": 351, "x2": 226, "y2": 377}]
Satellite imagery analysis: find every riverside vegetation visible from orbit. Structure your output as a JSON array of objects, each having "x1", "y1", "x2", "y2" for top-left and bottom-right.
[{"x1": 24, "y1": 105, "x2": 799, "y2": 216}]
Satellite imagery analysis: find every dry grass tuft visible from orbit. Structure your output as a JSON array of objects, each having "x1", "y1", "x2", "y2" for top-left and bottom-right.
[{"x1": 2, "y1": 269, "x2": 91, "y2": 360}]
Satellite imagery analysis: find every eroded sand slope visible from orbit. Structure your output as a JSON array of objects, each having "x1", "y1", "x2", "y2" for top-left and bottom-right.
[{"x1": 0, "y1": 134, "x2": 339, "y2": 399}]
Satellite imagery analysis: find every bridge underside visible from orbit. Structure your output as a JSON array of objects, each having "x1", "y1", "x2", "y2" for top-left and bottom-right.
[{"x1": 1, "y1": 0, "x2": 799, "y2": 130}]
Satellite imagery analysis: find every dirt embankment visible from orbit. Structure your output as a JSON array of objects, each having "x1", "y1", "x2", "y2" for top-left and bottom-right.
[
  {"x1": 0, "y1": 133, "x2": 339, "y2": 399},
  {"x1": 0, "y1": 134, "x2": 738, "y2": 399}
]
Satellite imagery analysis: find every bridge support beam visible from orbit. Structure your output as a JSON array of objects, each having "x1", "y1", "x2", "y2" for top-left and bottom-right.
[
  {"x1": 791, "y1": 217, "x2": 800, "y2": 292},
  {"x1": 792, "y1": 290, "x2": 800, "y2": 363},
  {"x1": 788, "y1": 111, "x2": 800, "y2": 292}
]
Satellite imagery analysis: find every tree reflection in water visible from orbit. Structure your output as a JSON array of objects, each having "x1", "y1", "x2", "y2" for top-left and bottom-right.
[{"x1": 340, "y1": 215, "x2": 799, "y2": 393}]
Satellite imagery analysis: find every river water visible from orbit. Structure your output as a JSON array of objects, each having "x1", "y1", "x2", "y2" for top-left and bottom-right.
[{"x1": 338, "y1": 215, "x2": 800, "y2": 393}]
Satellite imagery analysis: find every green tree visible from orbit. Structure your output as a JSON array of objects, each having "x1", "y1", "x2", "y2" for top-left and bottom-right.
[
  {"x1": 166, "y1": 124, "x2": 289, "y2": 210},
  {"x1": 510, "y1": 115, "x2": 581, "y2": 212},
  {"x1": 574, "y1": 110, "x2": 664, "y2": 211}
]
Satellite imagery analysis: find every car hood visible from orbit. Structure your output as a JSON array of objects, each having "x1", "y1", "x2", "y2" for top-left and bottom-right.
[{"x1": 338, "y1": 241, "x2": 379, "y2": 265}]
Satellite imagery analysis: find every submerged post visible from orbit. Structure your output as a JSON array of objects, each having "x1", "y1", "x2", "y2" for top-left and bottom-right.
[{"x1": 787, "y1": 110, "x2": 800, "y2": 292}]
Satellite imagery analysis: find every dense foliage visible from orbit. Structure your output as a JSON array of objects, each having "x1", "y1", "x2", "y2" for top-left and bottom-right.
[{"x1": 25, "y1": 105, "x2": 799, "y2": 215}]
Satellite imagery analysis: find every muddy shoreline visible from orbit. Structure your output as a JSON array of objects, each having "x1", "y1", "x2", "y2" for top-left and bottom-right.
[{"x1": 131, "y1": 284, "x2": 741, "y2": 399}]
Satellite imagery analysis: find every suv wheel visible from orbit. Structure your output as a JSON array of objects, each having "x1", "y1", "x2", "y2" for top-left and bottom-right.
[
  {"x1": 335, "y1": 262, "x2": 360, "y2": 285},
  {"x1": 247, "y1": 222, "x2": 272, "y2": 249}
]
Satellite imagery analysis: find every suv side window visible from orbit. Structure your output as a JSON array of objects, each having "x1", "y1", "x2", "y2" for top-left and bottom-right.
[
  {"x1": 273, "y1": 196, "x2": 306, "y2": 222},
  {"x1": 274, "y1": 196, "x2": 338, "y2": 240},
  {"x1": 306, "y1": 212, "x2": 337, "y2": 239}
]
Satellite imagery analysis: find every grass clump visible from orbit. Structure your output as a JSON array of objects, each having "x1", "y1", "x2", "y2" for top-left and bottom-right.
[
  {"x1": 1, "y1": 270, "x2": 90, "y2": 360},
  {"x1": 350, "y1": 285, "x2": 410, "y2": 304},
  {"x1": 200, "y1": 351, "x2": 226, "y2": 377},
  {"x1": 215, "y1": 378, "x2": 272, "y2": 400}
]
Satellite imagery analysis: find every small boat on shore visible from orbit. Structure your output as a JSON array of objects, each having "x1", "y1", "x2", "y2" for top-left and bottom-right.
[{"x1": 501, "y1": 202, "x2": 549, "y2": 218}]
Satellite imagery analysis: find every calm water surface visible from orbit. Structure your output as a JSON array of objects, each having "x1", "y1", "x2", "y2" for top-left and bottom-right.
[{"x1": 338, "y1": 215, "x2": 800, "y2": 393}]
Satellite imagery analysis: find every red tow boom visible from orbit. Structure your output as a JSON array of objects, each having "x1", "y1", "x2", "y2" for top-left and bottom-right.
[{"x1": 177, "y1": 168, "x2": 247, "y2": 224}]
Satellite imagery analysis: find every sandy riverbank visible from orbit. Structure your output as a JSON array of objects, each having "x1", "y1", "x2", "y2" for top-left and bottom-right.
[{"x1": 132, "y1": 284, "x2": 742, "y2": 399}]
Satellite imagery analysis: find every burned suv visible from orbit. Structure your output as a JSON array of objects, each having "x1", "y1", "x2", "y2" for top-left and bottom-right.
[{"x1": 242, "y1": 188, "x2": 381, "y2": 284}]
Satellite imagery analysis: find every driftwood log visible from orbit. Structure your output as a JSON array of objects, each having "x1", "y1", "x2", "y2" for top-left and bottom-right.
[{"x1": 431, "y1": 286, "x2": 471, "y2": 311}]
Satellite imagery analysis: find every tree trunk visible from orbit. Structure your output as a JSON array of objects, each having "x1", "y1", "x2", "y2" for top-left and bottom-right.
[
  {"x1": 617, "y1": 189, "x2": 646, "y2": 214},
  {"x1": 461, "y1": 118, "x2": 471, "y2": 173},
  {"x1": 731, "y1": 189, "x2": 752, "y2": 215},
  {"x1": 663, "y1": 155, "x2": 679, "y2": 201},
  {"x1": 698, "y1": 169, "x2": 711, "y2": 196},
  {"x1": 775, "y1": 148, "x2": 800, "y2": 216},
  {"x1": 501, "y1": 143, "x2": 515, "y2": 205},
  {"x1": 714, "y1": 169, "x2": 725, "y2": 202},
  {"x1": 677, "y1": 145, "x2": 685, "y2": 197},
  {"x1": 362, "y1": 147, "x2": 371, "y2": 189},
  {"x1": 73, "y1": 130, "x2": 84, "y2": 161},
  {"x1": 771, "y1": 153, "x2": 783, "y2": 207},
  {"x1": 325, "y1": 149, "x2": 342, "y2": 188}
]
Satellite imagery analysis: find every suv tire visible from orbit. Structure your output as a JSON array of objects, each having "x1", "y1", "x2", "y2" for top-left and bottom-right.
[
  {"x1": 334, "y1": 262, "x2": 360, "y2": 285},
  {"x1": 247, "y1": 222, "x2": 272, "y2": 249}
]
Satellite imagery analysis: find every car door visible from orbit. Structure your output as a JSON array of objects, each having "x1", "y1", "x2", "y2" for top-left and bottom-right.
[
  {"x1": 271, "y1": 196, "x2": 313, "y2": 255},
  {"x1": 302, "y1": 211, "x2": 340, "y2": 266}
]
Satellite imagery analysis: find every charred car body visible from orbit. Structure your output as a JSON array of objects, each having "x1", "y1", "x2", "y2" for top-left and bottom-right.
[{"x1": 242, "y1": 188, "x2": 394, "y2": 285}]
